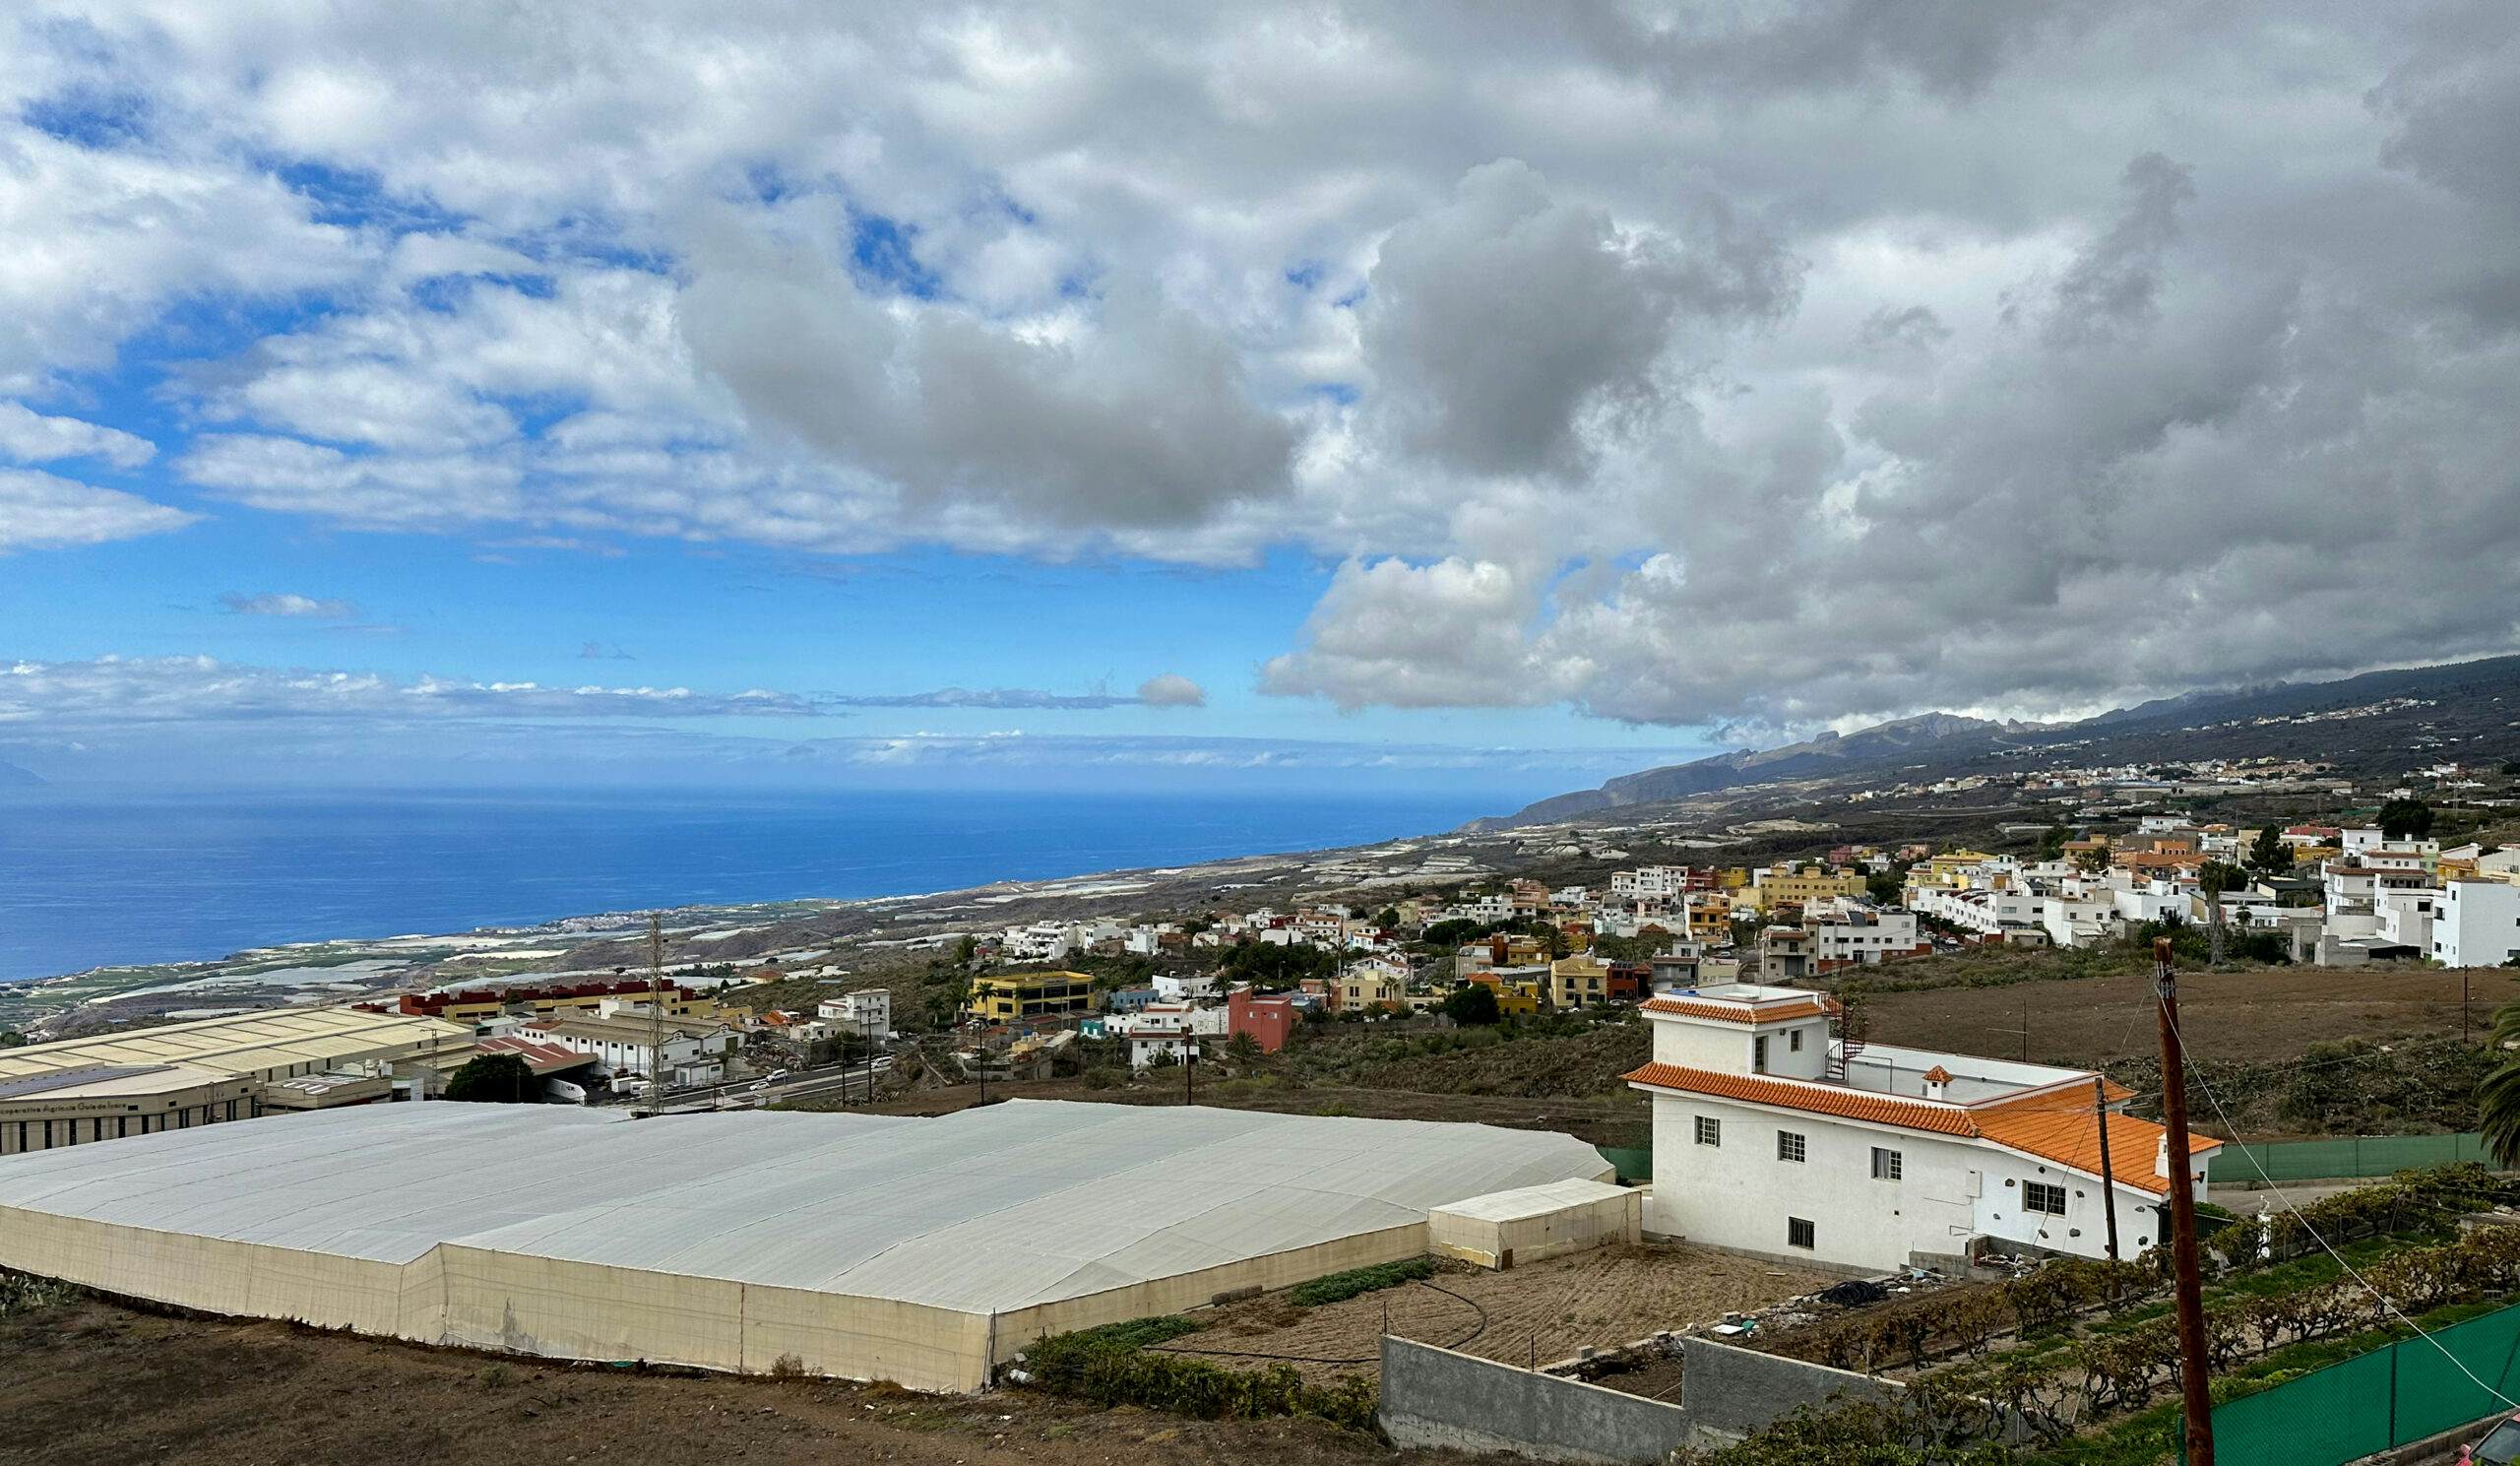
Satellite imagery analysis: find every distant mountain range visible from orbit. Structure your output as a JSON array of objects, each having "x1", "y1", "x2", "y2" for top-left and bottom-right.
[
  {"x1": 1477, "y1": 654, "x2": 2520, "y2": 829},
  {"x1": 0, "y1": 761, "x2": 42, "y2": 789}
]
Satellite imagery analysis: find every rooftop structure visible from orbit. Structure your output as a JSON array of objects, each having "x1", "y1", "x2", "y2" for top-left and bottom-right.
[
  {"x1": 0, "y1": 1006, "x2": 474, "y2": 1087},
  {"x1": 0, "y1": 1099, "x2": 1609, "y2": 1391}
]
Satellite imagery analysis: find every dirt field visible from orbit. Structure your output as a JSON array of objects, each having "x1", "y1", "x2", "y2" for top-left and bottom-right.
[
  {"x1": 839, "y1": 1076, "x2": 1653, "y2": 1147},
  {"x1": 0, "y1": 1299, "x2": 1427, "y2": 1466},
  {"x1": 1155, "y1": 1244, "x2": 1836, "y2": 1384},
  {"x1": 1859, "y1": 964, "x2": 2520, "y2": 1067}
]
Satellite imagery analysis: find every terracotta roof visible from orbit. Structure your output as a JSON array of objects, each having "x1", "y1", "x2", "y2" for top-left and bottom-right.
[
  {"x1": 1622, "y1": 1062, "x2": 1980, "y2": 1135},
  {"x1": 1922, "y1": 1065, "x2": 1952, "y2": 1083},
  {"x1": 1641, "y1": 995, "x2": 1840, "y2": 1025},
  {"x1": 1974, "y1": 1093, "x2": 2219, "y2": 1196},
  {"x1": 1623, "y1": 1063, "x2": 2192, "y2": 1192}
]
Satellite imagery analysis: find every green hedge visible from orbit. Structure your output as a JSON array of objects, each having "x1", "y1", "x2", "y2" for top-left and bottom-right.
[
  {"x1": 1289, "y1": 1256, "x2": 1440, "y2": 1307},
  {"x1": 1020, "y1": 1314, "x2": 1376, "y2": 1431}
]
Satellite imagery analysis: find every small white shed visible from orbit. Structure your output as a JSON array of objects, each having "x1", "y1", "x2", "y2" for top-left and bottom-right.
[{"x1": 1428, "y1": 1178, "x2": 1642, "y2": 1269}]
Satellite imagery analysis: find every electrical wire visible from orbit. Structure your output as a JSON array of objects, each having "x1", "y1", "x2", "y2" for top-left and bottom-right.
[{"x1": 2161, "y1": 992, "x2": 2520, "y2": 1413}]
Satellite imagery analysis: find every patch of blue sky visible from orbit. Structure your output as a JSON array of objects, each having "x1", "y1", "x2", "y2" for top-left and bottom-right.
[
  {"x1": 21, "y1": 86, "x2": 152, "y2": 148},
  {"x1": 1284, "y1": 260, "x2": 1327, "y2": 289},
  {"x1": 850, "y1": 210, "x2": 944, "y2": 298}
]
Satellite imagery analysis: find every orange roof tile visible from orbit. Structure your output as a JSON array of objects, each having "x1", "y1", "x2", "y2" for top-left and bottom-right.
[
  {"x1": 1641, "y1": 995, "x2": 1839, "y2": 1025},
  {"x1": 1974, "y1": 1096, "x2": 2218, "y2": 1196},
  {"x1": 1623, "y1": 1063, "x2": 2195, "y2": 1192},
  {"x1": 1622, "y1": 1061, "x2": 1980, "y2": 1135},
  {"x1": 1922, "y1": 1064, "x2": 1953, "y2": 1083}
]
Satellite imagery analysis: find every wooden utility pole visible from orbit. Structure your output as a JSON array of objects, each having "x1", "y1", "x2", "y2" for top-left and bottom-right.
[
  {"x1": 2154, "y1": 936, "x2": 2215, "y2": 1466},
  {"x1": 2093, "y1": 1074, "x2": 2121, "y2": 1263},
  {"x1": 646, "y1": 914, "x2": 666, "y2": 1113}
]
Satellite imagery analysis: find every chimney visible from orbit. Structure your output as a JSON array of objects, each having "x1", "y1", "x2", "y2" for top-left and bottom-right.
[{"x1": 1922, "y1": 1064, "x2": 1952, "y2": 1102}]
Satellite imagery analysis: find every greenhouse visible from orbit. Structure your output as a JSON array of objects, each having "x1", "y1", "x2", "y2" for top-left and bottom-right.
[{"x1": 0, "y1": 1098, "x2": 1610, "y2": 1391}]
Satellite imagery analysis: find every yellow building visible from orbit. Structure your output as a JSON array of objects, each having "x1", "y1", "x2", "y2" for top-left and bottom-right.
[
  {"x1": 1335, "y1": 965, "x2": 1407, "y2": 1013},
  {"x1": 1751, "y1": 866, "x2": 1868, "y2": 912},
  {"x1": 966, "y1": 971, "x2": 1102, "y2": 1023},
  {"x1": 1548, "y1": 956, "x2": 1610, "y2": 1009},
  {"x1": 1921, "y1": 849, "x2": 1997, "y2": 883}
]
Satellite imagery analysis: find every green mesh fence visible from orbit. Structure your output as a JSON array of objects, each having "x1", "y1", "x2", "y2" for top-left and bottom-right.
[
  {"x1": 1596, "y1": 1146, "x2": 1651, "y2": 1182},
  {"x1": 2204, "y1": 1300, "x2": 2520, "y2": 1466},
  {"x1": 2218, "y1": 1133, "x2": 2493, "y2": 1182}
]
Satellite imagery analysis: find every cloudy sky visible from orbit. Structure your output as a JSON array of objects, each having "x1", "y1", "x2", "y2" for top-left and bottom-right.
[{"x1": 2, "y1": 2, "x2": 2515, "y2": 790}]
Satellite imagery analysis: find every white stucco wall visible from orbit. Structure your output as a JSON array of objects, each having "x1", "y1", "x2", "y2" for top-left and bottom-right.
[{"x1": 1644, "y1": 1092, "x2": 2187, "y2": 1272}]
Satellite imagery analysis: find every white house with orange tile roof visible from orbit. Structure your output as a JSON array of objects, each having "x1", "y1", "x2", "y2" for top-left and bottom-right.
[{"x1": 1625, "y1": 983, "x2": 2215, "y2": 1273}]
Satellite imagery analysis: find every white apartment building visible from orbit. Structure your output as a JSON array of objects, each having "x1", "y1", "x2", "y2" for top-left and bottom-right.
[
  {"x1": 1612, "y1": 867, "x2": 1693, "y2": 901},
  {"x1": 1803, "y1": 910, "x2": 1921, "y2": 966},
  {"x1": 1627, "y1": 985, "x2": 2214, "y2": 1273},
  {"x1": 2434, "y1": 880, "x2": 2520, "y2": 969},
  {"x1": 1121, "y1": 1002, "x2": 1228, "y2": 1069},
  {"x1": 815, "y1": 988, "x2": 893, "y2": 1042},
  {"x1": 2374, "y1": 887, "x2": 2445, "y2": 952}
]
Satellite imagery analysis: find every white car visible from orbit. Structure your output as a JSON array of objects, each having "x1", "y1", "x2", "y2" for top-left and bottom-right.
[
  {"x1": 765, "y1": 1068, "x2": 790, "y2": 1082},
  {"x1": 748, "y1": 1079, "x2": 771, "y2": 1092}
]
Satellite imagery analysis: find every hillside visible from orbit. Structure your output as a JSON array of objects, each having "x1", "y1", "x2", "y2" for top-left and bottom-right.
[{"x1": 1478, "y1": 653, "x2": 2520, "y2": 828}]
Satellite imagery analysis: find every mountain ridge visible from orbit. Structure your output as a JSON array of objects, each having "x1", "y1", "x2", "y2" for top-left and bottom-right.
[{"x1": 1473, "y1": 654, "x2": 2520, "y2": 829}]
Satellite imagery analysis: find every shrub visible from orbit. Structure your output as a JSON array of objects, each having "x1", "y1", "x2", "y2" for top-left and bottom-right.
[
  {"x1": 1288, "y1": 1257, "x2": 1439, "y2": 1307},
  {"x1": 1020, "y1": 1314, "x2": 1374, "y2": 1430}
]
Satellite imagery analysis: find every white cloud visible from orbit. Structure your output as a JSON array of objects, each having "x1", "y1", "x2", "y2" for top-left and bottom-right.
[
  {"x1": 6, "y1": 4, "x2": 2520, "y2": 724},
  {"x1": 0, "y1": 656, "x2": 817, "y2": 727},
  {"x1": 220, "y1": 592, "x2": 358, "y2": 618},
  {"x1": 0, "y1": 468, "x2": 198, "y2": 552},
  {"x1": 0, "y1": 402, "x2": 156, "y2": 469}
]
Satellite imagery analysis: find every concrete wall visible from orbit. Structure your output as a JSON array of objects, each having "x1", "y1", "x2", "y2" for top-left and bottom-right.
[
  {"x1": 1380, "y1": 1336, "x2": 1697, "y2": 1464},
  {"x1": 1677, "y1": 1336, "x2": 1904, "y2": 1441},
  {"x1": 1378, "y1": 1334, "x2": 1908, "y2": 1463}
]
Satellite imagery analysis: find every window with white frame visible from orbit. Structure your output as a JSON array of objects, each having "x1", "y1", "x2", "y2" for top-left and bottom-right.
[
  {"x1": 2023, "y1": 1180, "x2": 2068, "y2": 1215},
  {"x1": 1871, "y1": 1146, "x2": 1903, "y2": 1180},
  {"x1": 1694, "y1": 1115, "x2": 1721, "y2": 1147},
  {"x1": 1777, "y1": 1130, "x2": 1806, "y2": 1163},
  {"x1": 1787, "y1": 1216, "x2": 1816, "y2": 1249},
  {"x1": 1753, "y1": 1035, "x2": 1769, "y2": 1072},
  {"x1": 1789, "y1": 1028, "x2": 1804, "y2": 1052}
]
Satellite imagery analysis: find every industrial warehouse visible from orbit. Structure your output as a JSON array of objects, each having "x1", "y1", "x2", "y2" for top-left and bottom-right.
[{"x1": 0, "y1": 1099, "x2": 1611, "y2": 1392}]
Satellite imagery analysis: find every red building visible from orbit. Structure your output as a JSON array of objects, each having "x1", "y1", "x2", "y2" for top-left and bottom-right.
[{"x1": 1226, "y1": 987, "x2": 1297, "y2": 1052}]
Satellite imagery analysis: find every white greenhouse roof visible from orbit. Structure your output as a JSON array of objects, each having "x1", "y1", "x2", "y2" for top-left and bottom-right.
[
  {"x1": 1429, "y1": 1177, "x2": 1634, "y2": 1223},
  {"x1": 0, "y1": 1099, "x2": 1608, "y2": 1316}
]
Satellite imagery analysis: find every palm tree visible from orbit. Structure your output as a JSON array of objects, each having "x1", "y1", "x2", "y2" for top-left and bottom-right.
[{"x1": 2481, "y1": 1001, "x2": 2520, "y2": 1167}]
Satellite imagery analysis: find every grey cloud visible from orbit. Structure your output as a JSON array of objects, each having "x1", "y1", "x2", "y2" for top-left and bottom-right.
[
  {"x1": 1360, "y1": 160, "x2": 1800, "y2": 478},
  {"x1": 681, "y1": 241, "x2": 1296, "y2": 531},
  {"x1": 2036, "y1": 153, "x2": 2194, "y2": 348},
  {"x1": 1134, "y1": 672, "x2": 1207, "y2": 708}
]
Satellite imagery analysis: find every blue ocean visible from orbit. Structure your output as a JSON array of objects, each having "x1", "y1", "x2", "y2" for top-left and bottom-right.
[{"x1": 0, "y1": 787, "x2": 1497, "y2": 983}]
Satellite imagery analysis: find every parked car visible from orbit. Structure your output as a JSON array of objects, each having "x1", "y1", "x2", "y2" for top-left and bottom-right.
[{"x1": 2463, "y1": 1413, "x2": 2520, "y2": 1464}]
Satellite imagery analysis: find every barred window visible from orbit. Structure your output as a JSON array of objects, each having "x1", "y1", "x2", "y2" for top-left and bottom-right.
[
  {"x1": 1787, "y1": 1217, "x2": 1816, "y2": 1249},
  {"x1": 1777, "y1": 1130, "x2": 1806, "y2": 1163},
  {"x1": 1694, "y1": 1116, "x2": 1721, "y2": 1147},
  {"x1": 2024, "y1": 1180, "x2": 2068, "y2": 1215}
]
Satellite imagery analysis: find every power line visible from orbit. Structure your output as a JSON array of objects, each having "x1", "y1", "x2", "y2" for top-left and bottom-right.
[{"x1": 2163, "y1": 998, "x2": 2520, "y2": 1414}]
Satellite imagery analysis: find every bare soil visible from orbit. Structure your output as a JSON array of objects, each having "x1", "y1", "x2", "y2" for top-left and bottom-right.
[
  {"x1": 1858, "y1": 964, "x2": 2520, "y2": 1068},
  {"x1": 1154, "y1": 1244, "x2": 1835, "y2": 1384},
  {"x1": 0, "y1": 1299, "x2": 1432, "y2": 1466}
]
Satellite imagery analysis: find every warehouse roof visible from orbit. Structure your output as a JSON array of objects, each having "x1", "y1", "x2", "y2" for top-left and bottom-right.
[
  {"x1": 0, "y1": 1006, "x2": 473, "y2": 1083},
  {"x1": 0, "y1": 1100, "x2": 1608, "y2": 1315}
]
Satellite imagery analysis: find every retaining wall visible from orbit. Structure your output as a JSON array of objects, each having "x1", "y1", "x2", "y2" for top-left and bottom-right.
[{"x1": 1378, "y1": 1333, "x2": 1907, "y2": 1463}]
